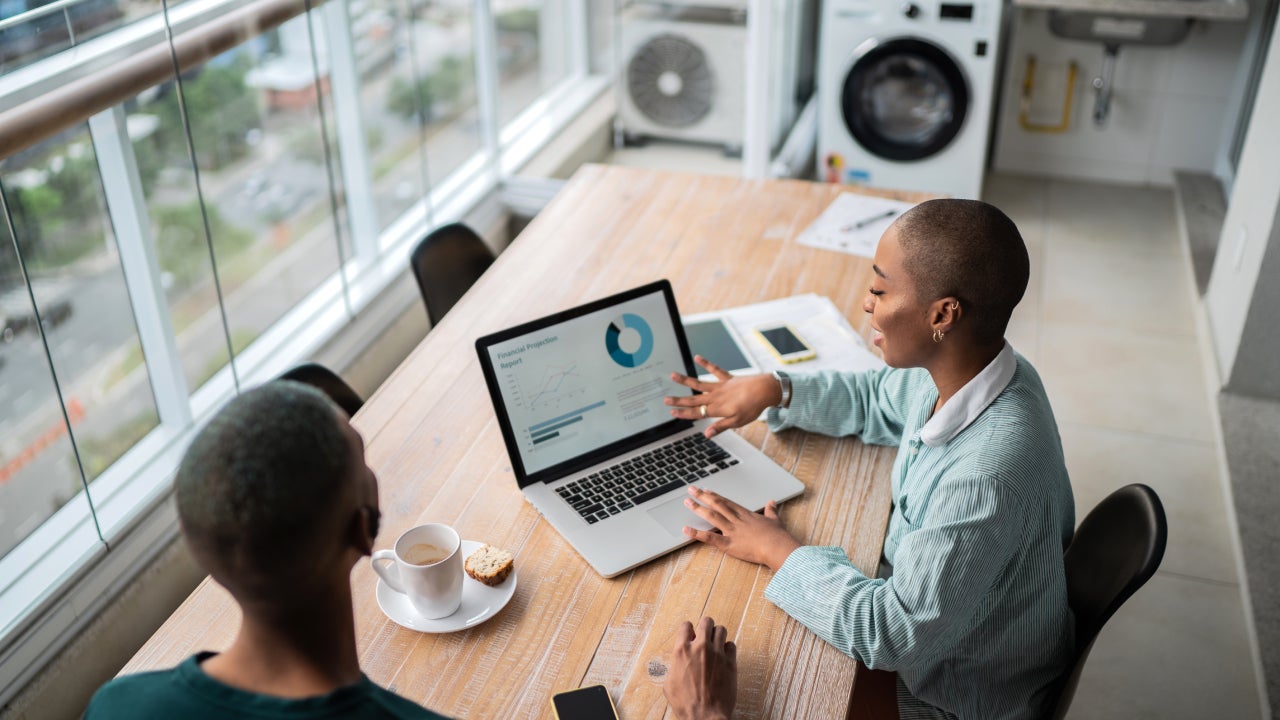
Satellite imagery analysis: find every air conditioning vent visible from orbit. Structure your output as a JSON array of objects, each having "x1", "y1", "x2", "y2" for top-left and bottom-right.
[{"x1": 626, "y1": 34, "x2": 716, "y2": 128}]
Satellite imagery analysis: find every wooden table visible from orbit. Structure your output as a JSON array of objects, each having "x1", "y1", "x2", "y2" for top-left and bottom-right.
[{"x1": 125, "y1": 165, "x2": 934, "y2": 719}]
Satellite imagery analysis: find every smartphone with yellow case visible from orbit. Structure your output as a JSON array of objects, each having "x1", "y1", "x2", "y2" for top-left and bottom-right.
[
  {"x1": 754, "y1": 323, "x2": 817, "y2": 364},
  {"x1": 551, "y1": 684, "x2": 619, "y2": 720}
]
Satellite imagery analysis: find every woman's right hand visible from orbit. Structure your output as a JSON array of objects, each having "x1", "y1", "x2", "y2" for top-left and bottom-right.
[{"x1": 665, "y1": 356, "x2": 782, "y2": 438}]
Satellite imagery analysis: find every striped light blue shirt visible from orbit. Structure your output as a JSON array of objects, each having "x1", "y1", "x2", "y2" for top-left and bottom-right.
[{"x1": 763, "y1": 347, "x2": 1075, "y2": 720}]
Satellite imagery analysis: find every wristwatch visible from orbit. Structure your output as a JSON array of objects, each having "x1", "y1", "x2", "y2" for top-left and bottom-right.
[{"x1": 773, "y1": 370, "x2": 792, "y2": 409}]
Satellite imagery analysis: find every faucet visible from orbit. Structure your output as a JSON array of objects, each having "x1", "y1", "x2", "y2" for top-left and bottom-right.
[{"x1": 1091, "y1": 43, "x2": 1121, "y2": 127}]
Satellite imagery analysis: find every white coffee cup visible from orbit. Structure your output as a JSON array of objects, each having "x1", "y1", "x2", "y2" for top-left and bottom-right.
[{"x1": 371, "y1": 523, "x2": 463, "y2": 619}]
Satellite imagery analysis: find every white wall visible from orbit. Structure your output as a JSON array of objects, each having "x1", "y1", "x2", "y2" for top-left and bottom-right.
[
  {"x1": 1205, "y1": 9, "x2": 1280, "y2": 390},
  {"x1": 993, "y1": 9, "x2": 1251, "y2": 185}
]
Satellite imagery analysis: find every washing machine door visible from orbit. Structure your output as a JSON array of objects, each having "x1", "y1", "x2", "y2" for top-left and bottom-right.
[{"x1": 841, "y1": 38, "x2": 969, "y2": 162}]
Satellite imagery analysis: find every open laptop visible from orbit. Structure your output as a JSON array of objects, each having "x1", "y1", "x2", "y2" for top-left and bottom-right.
[{"x1": 475, "y1": 280, "x2": 805, "y2": 577}]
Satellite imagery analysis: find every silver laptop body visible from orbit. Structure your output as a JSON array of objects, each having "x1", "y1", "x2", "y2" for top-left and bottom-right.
[{"x1": 476, "y1": 280, "x2": 804, "y2": 577}]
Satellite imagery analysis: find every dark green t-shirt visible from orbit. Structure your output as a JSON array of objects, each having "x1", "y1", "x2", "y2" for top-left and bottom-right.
[{"x1": 84, "y1": 652, "x2": 450, "y2": 720}]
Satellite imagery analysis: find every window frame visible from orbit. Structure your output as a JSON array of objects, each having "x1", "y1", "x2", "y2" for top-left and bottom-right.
[{"x1": 0, "y1": 0, "x2": 603, "y2": 704}]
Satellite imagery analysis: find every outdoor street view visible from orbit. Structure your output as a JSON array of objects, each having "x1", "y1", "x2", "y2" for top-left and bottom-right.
[{"x1": 0, "y1": 0, "x2": 559, "y2": 559}]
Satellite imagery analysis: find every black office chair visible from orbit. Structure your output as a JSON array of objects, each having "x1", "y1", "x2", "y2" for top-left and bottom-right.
[
  {"x1": 278, "y1": 363, "x2": 364, "y2": 418},
  {"x1": 1048, "y1": 483, "x2": 1167, "y2": 719},
  {"x1": 409, "y1": 222, "x2": 495, "y2": 327}
]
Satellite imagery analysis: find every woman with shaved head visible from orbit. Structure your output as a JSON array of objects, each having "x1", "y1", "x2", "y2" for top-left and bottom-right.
[{"x1": 664, "y1": 200, "x2": 1075, "y2": 720}]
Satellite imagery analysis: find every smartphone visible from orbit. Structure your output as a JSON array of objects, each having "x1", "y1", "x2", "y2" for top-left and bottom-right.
[
  {"x1": 754, "y1": 323, "x2": 816, "y2": 364},
  {"x1": 551, "y1": 684, "x2": 620, "y2": 720}
]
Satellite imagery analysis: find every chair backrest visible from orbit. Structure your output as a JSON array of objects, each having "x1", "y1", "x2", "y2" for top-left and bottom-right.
[
  {"x1": 1048, "y1": 483, "x2": 1167, "y2": 719},
  {"x1": 278, "y1": 363, "x2": 364, "y2": 418},
  {"x1": 409, "y1": 222, "x2": 495, "y2": 327}
]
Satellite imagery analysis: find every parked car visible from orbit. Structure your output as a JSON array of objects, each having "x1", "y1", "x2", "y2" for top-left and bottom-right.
[{"x1": 0, "y1": 283, "x2": 73, "y2": 342}]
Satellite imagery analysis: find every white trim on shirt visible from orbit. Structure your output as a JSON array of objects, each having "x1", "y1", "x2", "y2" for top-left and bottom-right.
[{"x1": 919, "y1": 342, "x2": 1016, "y2": 447}]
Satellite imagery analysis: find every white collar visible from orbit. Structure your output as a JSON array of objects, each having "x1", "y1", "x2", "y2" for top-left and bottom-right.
[{"x1": 919, "y1": 343, "x2": 1016, "y2": 447}]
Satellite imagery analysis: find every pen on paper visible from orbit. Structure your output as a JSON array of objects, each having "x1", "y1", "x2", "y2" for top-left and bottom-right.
[{"x1": 840, "y1": 209, "x2": 898, "y2": 232}]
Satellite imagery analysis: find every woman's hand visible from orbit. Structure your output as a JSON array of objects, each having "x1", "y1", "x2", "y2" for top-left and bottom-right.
[
  {"x1": 682, "y1": 487, "x2": 802, "y2": 572},
  {"x1": 665, "y1": 356, "x2": 782, "y2": 438}
]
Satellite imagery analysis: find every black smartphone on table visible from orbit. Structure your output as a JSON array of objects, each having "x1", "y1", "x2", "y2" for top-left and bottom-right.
[{"x1": 551, "y1": 684, "x2": 620, "y2": 720}]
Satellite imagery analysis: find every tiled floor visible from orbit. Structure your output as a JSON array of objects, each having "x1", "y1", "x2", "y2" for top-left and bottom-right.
[
  {"x1": 602, "y1": 144, "x2": 1266, "y2": 717},
  {"x1": 984, "y1": 174, "x2": 1264, "y2": 720}
]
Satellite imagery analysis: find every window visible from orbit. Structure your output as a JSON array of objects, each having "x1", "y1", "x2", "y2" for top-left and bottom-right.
[
  {"x1": 496, "y1": 0, "x2": 570, "y2": 125},
  {"x1": 126, "y1": 36, "x2": 346, "y2": 392},
  {"x1": 0, "y1": 0, "x2": 141, "y2": 75},
  {"x1": 0, "y1": 0, "x2": 603, "y2": 700},
  {"x1": 361, "y1": 0, "x2": 484, "y2": 232},
  {"x1": 0, "y1": 125, "x2": 160, "y2": 559}
]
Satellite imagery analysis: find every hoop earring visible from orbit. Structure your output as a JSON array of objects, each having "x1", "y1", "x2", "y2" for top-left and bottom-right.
[
  {"x1": 933, "y1": 329, "x2": 944, "y2": 343},
  {"x1": 950, "y1": 302, "x2": 959, "y2": 311}
]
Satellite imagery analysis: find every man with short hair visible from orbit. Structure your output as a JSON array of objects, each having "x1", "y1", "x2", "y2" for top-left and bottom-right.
[
  {"x1": 86, "y1": 381, "x2": 440, "y2": 719},
  {"x1": 86, "y1": 381, "x2": 740, "y2": 719}
]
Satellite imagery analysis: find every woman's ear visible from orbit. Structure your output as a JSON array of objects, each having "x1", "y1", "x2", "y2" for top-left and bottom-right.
[{"x1": 929, "y1": 297, "x2": 962, "y2": 332}]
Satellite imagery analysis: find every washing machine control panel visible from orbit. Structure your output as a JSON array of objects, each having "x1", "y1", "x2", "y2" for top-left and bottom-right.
[
  {"x1": 939, "y1": 3, "x2": 975, "y2": 19},
  {"x1": 898, "y1": 1, "x2": 975, "y2": 20}
]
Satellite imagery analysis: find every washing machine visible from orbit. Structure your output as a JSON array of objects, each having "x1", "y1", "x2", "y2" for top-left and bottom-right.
[{"x1": 817, "y1": 0, "x2": 1003, "y2": 198}]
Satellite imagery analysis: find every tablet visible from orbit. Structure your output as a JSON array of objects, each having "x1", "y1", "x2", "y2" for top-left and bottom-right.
[{"x1": 682, "y1": 317, "x2": 759, "y2": 380}]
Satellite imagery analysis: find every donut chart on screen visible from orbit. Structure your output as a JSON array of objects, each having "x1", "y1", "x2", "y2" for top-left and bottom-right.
[{"x1": 604, "y1": 313, "x2": 654, "y2": 368}]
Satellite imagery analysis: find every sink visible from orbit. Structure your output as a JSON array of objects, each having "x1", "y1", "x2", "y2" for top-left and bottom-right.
[
  {"x1": 1049, "y1": 11, "x2": 1194, "y2": 43},
  {"x1": 1013, "y1": 0, "x2": 1246, "y2": 127},
  {"x1": 1044, "y1": 9, "x2": 1198, "y2": 125},
  {"x1": 1012, "y1": 0, "x2": 1248, "y2": 21}
]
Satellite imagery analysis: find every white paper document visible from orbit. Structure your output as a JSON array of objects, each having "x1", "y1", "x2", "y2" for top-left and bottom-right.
[
  {"x1": 684, "y1": 294, "x2": 885, "y2": 380},
  {"x1": 796, "y1": 193, "x2": 918, "y2": 258}
]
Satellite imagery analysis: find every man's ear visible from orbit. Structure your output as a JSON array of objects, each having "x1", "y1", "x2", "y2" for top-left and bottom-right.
[{"x1": 350, "y1": 506, "x2": 378, "y2": 557}]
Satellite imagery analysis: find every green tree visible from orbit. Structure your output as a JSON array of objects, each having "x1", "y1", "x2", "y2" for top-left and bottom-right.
[
  {"x1": 153, "y1": 201, "x2": 254, "y2": 289},
  {"x1": 12, "y1": 185, "x2": 63, "y2": 236},
  {"x1": 154, "y1": 54, "x2": 260, "y2": 170},
  {"x1": 44, "y1": 153, "x2": 102, "y2": 223},
  {"x1": 130, "y1": 134, "x2": 164, "y2": 196},
  {"x1": 8, "y1": 153, "x2": 107, "y2": 267},
  {"x1": 386, "y1": 56, "x2": 471, "y2": 123},
  {"x1": 388, "y1": 74, "x2": 434, "y2": 123}
]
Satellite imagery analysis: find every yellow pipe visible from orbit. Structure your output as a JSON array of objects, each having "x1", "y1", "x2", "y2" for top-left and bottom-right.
[{"x1": 1019, "y1": 55, "x2": 1078, "y2": 134}]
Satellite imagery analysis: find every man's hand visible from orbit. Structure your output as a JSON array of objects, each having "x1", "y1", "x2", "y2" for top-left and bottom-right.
[
  {"x1": 665, "y1": 356, "x2": 782, "y2": 438},
  {"x1": 664, "y1": 617, "x2": 738, "y2": 720},
  {"x1": 683, "y1": 487, "x2": 802, "y2": 572}
]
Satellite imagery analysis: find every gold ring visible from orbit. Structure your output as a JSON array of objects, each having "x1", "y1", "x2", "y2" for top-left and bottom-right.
[{"x1": 700, "y1": 404, "x2": 708, "y2": 418}]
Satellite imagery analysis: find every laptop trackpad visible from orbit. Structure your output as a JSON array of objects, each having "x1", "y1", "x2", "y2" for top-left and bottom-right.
[{"x1": 648, "y1": 495, "x2": 713, "y2": 538}]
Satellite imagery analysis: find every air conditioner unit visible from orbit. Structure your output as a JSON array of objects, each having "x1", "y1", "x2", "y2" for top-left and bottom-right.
[{"x1": 618, "y1": 4, "x2": 804, "y2": 153}]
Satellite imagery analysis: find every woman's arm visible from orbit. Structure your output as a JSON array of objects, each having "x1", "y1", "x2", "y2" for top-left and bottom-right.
[
  {"x1": 766, "y1": 366, "x2": 919, "y2": 446},
  {"x1": 762, "y1": 474, "x2": 1026, "y2": 669}
]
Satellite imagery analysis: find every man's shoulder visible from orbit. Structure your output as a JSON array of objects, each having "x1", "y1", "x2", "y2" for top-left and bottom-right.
[
  {"x1": 84, "y1": 658, "x2": 452, "y2": 720},
  {"x1": 84, "y1": 664, "x2": 193, "y2": 719}
]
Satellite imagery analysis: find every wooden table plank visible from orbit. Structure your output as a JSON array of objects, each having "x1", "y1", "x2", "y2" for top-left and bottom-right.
[{"x1": 123, "y1": 165, "x2": 932, "y2": 720}]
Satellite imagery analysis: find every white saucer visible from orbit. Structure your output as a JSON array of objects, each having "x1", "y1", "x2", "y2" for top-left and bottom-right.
[{"x1": 376, "y1": 540, "x2": 517, "y2": 633}]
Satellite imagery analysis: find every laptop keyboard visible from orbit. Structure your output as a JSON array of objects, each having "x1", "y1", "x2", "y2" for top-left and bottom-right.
[{"x1": 555, "y1": 434, "x2": 741, "y2": 524}]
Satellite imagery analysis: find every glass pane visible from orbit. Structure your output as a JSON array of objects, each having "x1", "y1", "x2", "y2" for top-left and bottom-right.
[
  {"x1": 496, "y1": 0, "x2": 570, "y2": 126},
  {"x1": 361, "y1": 0, "x2": 483, "y2": 230},
  {"x1": 0, "y1": 125, "x2": 160, "y2": 557},
  {"x1": 131, "y1": 20, "x2": 343, "y2": 389},
  {"x1": 586, "y1": 0, "x2": 614, "y2": 76},
  {"x1": 0, "y1": 0, "x2": 186, "y2": 76}
]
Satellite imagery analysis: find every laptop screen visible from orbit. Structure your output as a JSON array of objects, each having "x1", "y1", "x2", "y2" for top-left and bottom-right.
[{"x1": 476, "y1": 281, "x2": 696, "y2": 485}]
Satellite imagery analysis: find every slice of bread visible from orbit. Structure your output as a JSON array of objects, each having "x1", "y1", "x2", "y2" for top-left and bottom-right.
[{"x1": 465, "y1": 545, "x2": 514, "y2": 587}]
